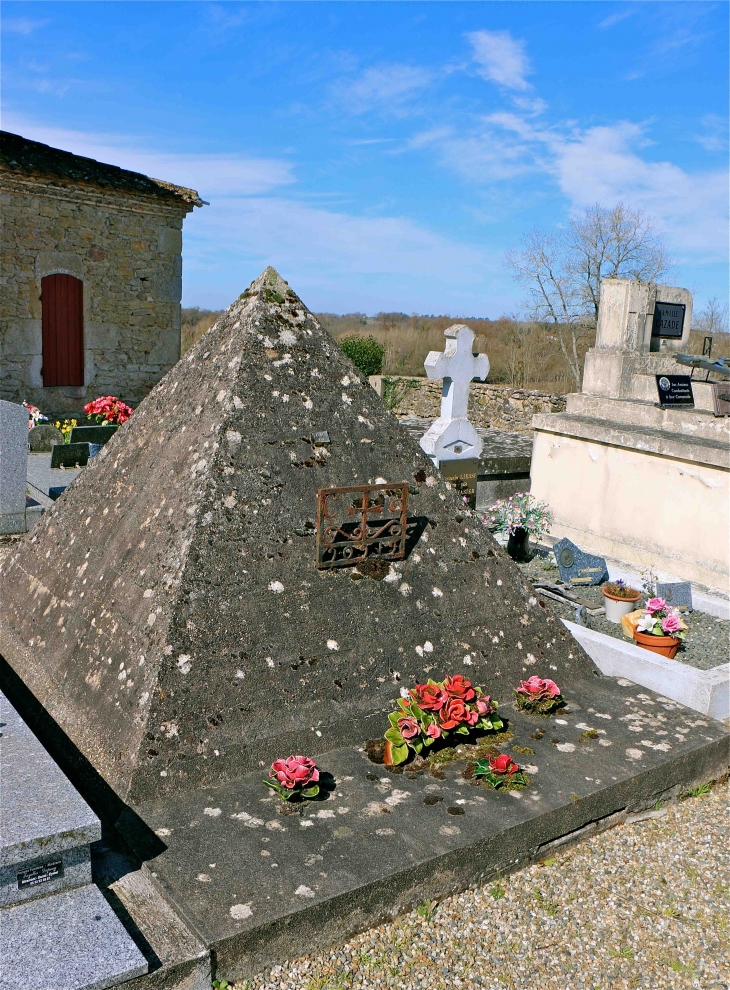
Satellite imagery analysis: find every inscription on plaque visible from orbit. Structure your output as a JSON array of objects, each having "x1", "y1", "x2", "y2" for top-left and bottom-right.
[
  {"x1": 439, "y1": 457, "x2": 479, "y2": 508},
  {"x1": 17, "y1": 860, "x2": 63, "y2": 890},
  {"x1": 316, "y1": 483, "x2": 408, "y2": 569},
  {"x1": 652, "y1": 301, "x2": 686, "y2": 339},
  {"x1": 656, "y1": 375, "x2": 694, "y2": 408}
]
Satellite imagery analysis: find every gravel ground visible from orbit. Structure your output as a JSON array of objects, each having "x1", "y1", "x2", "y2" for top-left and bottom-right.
[
  {"x1": 230, "y1": 783, "x2": 730, "y2": 990},
  {"x1": 517, "y1": 554, "x2": 730, "y2": 672}
]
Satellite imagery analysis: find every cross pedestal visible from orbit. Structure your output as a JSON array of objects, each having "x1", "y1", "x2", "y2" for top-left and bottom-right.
[{"x1": 419, "y1": 324, "x2": 489, "y2": 466}]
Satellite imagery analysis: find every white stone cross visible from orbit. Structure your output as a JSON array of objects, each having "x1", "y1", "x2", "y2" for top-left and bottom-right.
[{"x1": 419, "y1": 324, "x2": 489, "y2": 465}]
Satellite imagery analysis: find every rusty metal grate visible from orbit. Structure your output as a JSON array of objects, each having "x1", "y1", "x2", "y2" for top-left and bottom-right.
[{"x1": 315, "y1": 483, "x2": 409, "y2": 569}]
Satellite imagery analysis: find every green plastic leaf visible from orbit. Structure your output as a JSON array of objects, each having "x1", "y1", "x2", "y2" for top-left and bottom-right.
[
  {"x1": 389, "y1": 712, "x2": 402, "y2": 728},
  {"x1": 390, "y1": 743, "x2": 409, "y2": 765},
  {"x1": 301, "y1": 785, "x2": 320, "y2": 798},
  {"x1": 412, "y1": 738, "x2": 423, "y2": 754},
  {"x1": 456, "y1": 725, "x2": 470, "y2": 735},
  {"x1": 385, "y1": 727, "x2": 405, "y2": 747}
]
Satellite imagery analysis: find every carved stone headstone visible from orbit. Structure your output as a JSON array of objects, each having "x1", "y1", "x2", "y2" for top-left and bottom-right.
[
  {"x1": 419, "y1": 324, "x2": 489, "y2": 466},
  {"x1": 28, "y1": 424, "x2": 65, "y2": 452},
  {"x1": 656, "y1": 581, "x2": 693, "y2": 612},
  {"x1": 553, "y1": 537, "x2": 608, "y2": 586},
  {"x1": 0, "y1": 400, "x2": 29, "y2": 535}
]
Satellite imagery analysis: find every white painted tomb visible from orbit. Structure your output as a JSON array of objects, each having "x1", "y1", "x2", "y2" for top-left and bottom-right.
[
  {"x1": 419, "y1": 324, "x2": 489, "y2": 466},
  {"x1": 530, "y1": 279, "x2": 730, "y2": 595}
]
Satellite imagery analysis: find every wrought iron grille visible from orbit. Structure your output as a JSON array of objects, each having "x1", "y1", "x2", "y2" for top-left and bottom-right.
[{"x1": 315, "y1": 483, "x2": 409, "y2": 569}]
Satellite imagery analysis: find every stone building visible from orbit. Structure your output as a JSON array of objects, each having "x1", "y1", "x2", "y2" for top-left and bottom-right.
[{"x1": 0, "y1": 130, "x2": 204, "y2": 413}]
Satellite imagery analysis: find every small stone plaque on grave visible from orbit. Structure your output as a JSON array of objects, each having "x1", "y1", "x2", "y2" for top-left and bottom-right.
[
  {"x1": 311, "y1": 431, "x2": 330, "y2": 446},
  {"x1": 17, "y1": 860, "x2": 63, "y2": 891},
  {"x1": 651, "y1": 301, "x2": 686, "y2": 339},
  {"x1": 316, "y1": 483, "x2": 408, "y2": 569},
  {"x1": 439, "y1": 457, "x2": 479, "y2": 508},
  {"x1": 50, "y1": 442, "x2": 89, "y2": 469},
  {"x1": 656, "y1": 581, "x2": 693, "y2": 612},
  {"x1": 656, "y1": 375, "x2": 694, "y2": 408},
  {"x1": 69, "y1": 425, "x2": 118, "y2": 446},
  {"x1": 553, "y1": 537, "x2": 608, "y2": 586}
]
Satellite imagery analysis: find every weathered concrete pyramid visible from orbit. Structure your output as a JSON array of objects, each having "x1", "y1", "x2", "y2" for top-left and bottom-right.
[{"x1": 1, "y1": 267, "x2": 591, "y2": 804}]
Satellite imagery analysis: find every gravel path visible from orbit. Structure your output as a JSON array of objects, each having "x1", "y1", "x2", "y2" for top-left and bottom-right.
[
  {"x1": 231, "y1": 782, "x2": 729, "y2": 990},
  {"x1": 517, "y1": 554, "x2": 730, "y2": 672}
]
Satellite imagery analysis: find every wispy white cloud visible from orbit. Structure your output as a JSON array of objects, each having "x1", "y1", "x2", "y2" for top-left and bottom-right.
[
  {"x1": 1, "y1": 115, "x2": 295, "y2": 196},
  {"x1": 343, "y1": 64, "x2": 433, "y2": 114},
  {"x1": 598, "y1": 9, "x2": 635, "y2": 30},
  {"x1": 2, "y1": 17, "x2": 50, "y2": 35},
  {"x1": 466, "y1": 30, "x2": 532, "y2": 91},
  {"x1": 693, "y1": 114, "x2": 728, "y2": 154}
]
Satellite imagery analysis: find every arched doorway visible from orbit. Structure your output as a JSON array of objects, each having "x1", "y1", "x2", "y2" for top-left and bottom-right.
[{"x1": 41, "y1": 273, "x2": 84, "y2": 387}]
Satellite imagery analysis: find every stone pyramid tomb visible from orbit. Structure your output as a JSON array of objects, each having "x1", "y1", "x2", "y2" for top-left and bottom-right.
[{"x1": 1, "y1": 268, "x2": 727, "y2": 984}]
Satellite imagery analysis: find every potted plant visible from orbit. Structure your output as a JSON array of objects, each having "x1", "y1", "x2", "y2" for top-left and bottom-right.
[
  {"x1": 83, "y1": 396, "x2": 133, "y2": 426},
  {"x1": 633, "y1": 597, "x2": 686, "y2": 659},
  {"x1": 601, "y1": 579, "x2": 642, "y2": 624},
  {"x1": 484, "y1": 493, "x2": 554, "y2": 561}
]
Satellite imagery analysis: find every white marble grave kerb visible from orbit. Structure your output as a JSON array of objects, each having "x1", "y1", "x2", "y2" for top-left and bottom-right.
[
  {"x1": 0, "y1": 400, "x2": 29, "y2": 535},
  {"x1": 419, "y1": 324, "x2": 489, "y2": 466}
]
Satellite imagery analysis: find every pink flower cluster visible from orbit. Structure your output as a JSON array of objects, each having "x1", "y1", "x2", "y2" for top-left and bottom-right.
[
  {"x1": 84, "y1": 396, "x2": 133, "y2": 425},
  {"x1": 636, "y1": 598, "x2": 686, "y2": 639},
  {"x1": 269, "y1": 755, "x2": 319, "y2": 790},
  {"x1": 23, "y1": 402, "x2": 47, "y2": 429},
  {"x1": 515, "y1": 675, "x2": 564, "y2": 714}
]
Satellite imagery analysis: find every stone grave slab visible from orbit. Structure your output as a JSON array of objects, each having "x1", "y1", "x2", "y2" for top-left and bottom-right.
[
  {"x1": 656, "y1": 581, "x2": 693, "y2": 612},
  {"x1": 29, "y1": 423, "x2": 65, "y2": 452},
  {"x1": 0, "y1": 884, "x2": 147, "y2": 990},
  {"x1": 0, "y1": 267, "x2": 727, "y2": 979},
  {"x1": 69, "y1": 425, "x2": 119, "y2": 446},
  {"x1": 50, "y1": 441, "x2": 90, "y2": 469},
  {"x1": 553, "y1": 537, "x2": 608, "y2": 586},
  {"x1": 0, "y1": 399, "x2": 28, "y2": 535}
]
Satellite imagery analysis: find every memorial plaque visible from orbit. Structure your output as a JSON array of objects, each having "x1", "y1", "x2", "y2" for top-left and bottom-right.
[
  {"x1": 439, "y1": 457, "x2": 479, "y2": 508},
  {"x1": 656, "y1": 581, "x2": 693, "y2": 612},
  {"x1": 17, "y1": 860, "x2": 63, "y2": 890},
  {"x1": 316, "y1": 483, "x2": 408, "y2": 569},
  {"x1": 50, "y1": 441, "x2": 89, "y2": 469},
  {"x1": 652, "y1": 301, "x2": 686, "y2": 339},
  {"x1": 656, "y1": 375, "x2": 694, "y2": 408},
  {"x1": 553, "y1": 537, "x2": 608, "y2": 586}
]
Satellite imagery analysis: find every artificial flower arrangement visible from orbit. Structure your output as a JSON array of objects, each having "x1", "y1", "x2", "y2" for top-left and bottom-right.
[
  {"x1": 635, "y1": 598, "x2": 686, "y2": 640},
  {"x1": 484, "y1": 493, "x2": 554, "y2": 540},
  {"x1": 263, "y1": 755, "x2": 321, "y2": 801},
  {"x1": 54, "y1": 419, "x2": 77, "y2": 443},
  {"x1": 383, "y1": 674, "x2": 504, "y2": 766},
  {"x1": 23, "y1": 402, "x2": 48, "y2": 429},
  {"x1": 514, "y1": 676, "x2": 564, "y2": 715},
  {"x1": 84, "y1": 396, "x2": 134, "y2": 426},
  {"x1": 471, "y1": 753, "x2": 528, "y2": 790}
]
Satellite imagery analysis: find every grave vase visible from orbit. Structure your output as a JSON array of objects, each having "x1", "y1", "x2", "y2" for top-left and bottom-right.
[
  {"x1": 632, "y1": 630, "x2": 681, "y2": 659},
  {"x1": 602, "y1": 587, "x2": 642, "y2": 624},
  {"x1": 506, "y1": 527, "x2": 531, "y2": 562}
]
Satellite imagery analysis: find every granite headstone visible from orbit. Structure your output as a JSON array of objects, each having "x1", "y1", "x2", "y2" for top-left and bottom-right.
[
  {"x1": 28, "y1": 424, "x2": 65, "y2": 452},
  {"x1": 656, "y1": 581, "x2": 693, "y2": 612},
  {"x1": 553, "y1": 537, "x2": 608, "y2": 586},
  {"x1": 0, "y1": 400, "x2": 29, "y2": 535}
]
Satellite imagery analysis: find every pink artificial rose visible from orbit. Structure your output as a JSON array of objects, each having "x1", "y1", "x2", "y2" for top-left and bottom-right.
[
  {"x1": 476, "y1": 696, "x2": 495, "y2": 716},
  {"x1": 270, "y1": 755, "x2": 319, "y2": 789},
  {"x1": 646, "y1": 597, "x2": 667, "y2": 615},
  {"x1": 397, "y1": 716, "x2": 420, "y2": 740},
  {"x1": 516, "y1": 676, "x2": 561, "y2": 700},
  {"x1": 661, "y1": 614, "x2": 681, "y2": 635},
  {"x1": 425, "y1": 722, "x2": 442, "y2": 739}
]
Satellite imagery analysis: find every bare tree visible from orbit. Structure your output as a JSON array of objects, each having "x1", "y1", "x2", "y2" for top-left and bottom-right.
[
  {"x1": 505, "y1": 204, "x2": 673, "y2": 386},
  {"x1": 693, "y1": 297, "x2": 729, "y2": 335}
]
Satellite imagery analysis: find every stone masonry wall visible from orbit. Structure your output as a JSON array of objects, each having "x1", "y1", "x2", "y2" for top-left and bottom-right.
[
  {"x1": 0, "y1": 172, "x2": 192, "y2": 414},
  {"x1": 372, "y1": 375, "x2": 567, "y2": 433}
]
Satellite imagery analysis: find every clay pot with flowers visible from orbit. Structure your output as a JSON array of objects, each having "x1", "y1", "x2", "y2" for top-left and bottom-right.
[
  {"x1": 633, "y1": 598, "x2": 686, "y2": 659},
  {"x1": 601, "y1": 579, "x2": 642, "y2": 624}
]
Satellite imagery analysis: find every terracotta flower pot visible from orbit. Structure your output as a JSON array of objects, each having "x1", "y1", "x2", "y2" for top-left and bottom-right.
[
  {"x1": 602, "y1": 588, "x2": 642, "y2": 624},
  {"x1": 633, "y1": 629, "x2": 681, "y2": 659}
]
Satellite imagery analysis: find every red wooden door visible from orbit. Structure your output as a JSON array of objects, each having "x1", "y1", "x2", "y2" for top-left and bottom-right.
[{"x1": 41, "y1": 274, "x2": 84, "y2": 387}]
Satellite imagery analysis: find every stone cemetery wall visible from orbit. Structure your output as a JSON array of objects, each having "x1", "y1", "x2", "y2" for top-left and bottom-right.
[
  {"x1": 373, "y1": 376, "x2": 567, "y2": 433},
  {"x1": 0, "y1": 170, "x2": 192, "y2": 413}
]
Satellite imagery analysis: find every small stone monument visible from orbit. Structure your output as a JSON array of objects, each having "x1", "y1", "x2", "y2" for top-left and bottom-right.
[
  {"x1": 0, "y1": 400, "x2": 29, "y2": 535},
  {"x1": 419, "y1": 324, "x2": 489, "y2": 466}
]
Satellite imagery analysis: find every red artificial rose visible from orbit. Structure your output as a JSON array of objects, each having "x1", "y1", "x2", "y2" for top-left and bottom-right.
[
  {"x1": 438, "y1": 697, "x2": 471, "y2": 730},
  {"x1": 411, "y1": 682, "x2": 446, "y2": 712},
  {"x1": 443, "y1": 674, "x2": 476, "y2": 703},
  {"x1": 516, "y1": 676, "x2": 561, "y2": 700},
  {"x1": 397, "y1": 716, "x2": 420, "y2": 740},
  {"x1": 489, "y1": 753, "x2": 518, "y2": 776},
  {"x1": 270, "y1": 755, "x2": 319, "y2": 789}
]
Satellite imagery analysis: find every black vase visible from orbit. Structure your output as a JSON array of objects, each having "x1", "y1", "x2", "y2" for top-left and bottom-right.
[{"x1": 506, "y1": 527, "x2": 531, "y2": 561}]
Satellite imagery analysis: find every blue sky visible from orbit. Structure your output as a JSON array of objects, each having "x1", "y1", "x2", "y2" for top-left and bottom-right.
[{"x1": 2, "y1": 1, "x2": 728, "y2": 316}]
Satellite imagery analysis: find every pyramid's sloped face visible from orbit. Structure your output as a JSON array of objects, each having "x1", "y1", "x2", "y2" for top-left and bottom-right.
[{"x1": 0, "y1": 268, "x2": 596, "y2": 804}]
